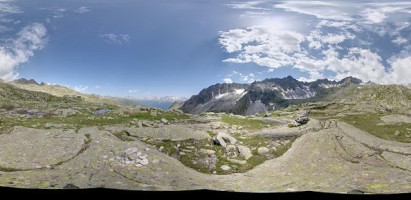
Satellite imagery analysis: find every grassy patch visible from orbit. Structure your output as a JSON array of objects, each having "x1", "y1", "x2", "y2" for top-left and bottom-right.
[
  {"x1": 288, "y1": 123, "x2": 297, "y2": 128},
  {"x1": 270, "y1": 137, "x2": 297, "y2": 157},
  {"x1": 0, "y1": 166, "x2": 20, "y2": 172},
  {"x1": 221, "y1": 114, "x2": 270, "y2": 130},
  {"x1": 236, "y1": 155, "x2": 266, "y2": 173},
  {"x1": 207, "y1": 131, "x2": 217, "y2": 138},
  {"x1": 133, "y1": 110, "x2": 189, "y2": 121},
  {"x1": 141, "y1": 133, "x2": 298, "y2": 175},
  {"x1": 112, "y1": 130, "x2": 134, "y2": 142},
  {"x1": 341, "y1": 114, "x2": 411, "y2": 143}
]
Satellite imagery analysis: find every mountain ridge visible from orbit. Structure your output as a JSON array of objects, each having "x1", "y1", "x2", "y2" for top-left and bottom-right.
[{"x1": 181, "y1": 76, "x2": 407, "y2": 115}]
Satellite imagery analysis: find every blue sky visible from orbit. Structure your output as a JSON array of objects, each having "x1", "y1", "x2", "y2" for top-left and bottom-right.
[{"x1": 0, "y1": 0, "x2": 411, "y2": 99}]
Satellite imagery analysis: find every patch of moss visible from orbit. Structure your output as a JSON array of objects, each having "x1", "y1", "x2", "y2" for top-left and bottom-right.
[
  {"x1": 113, "y1": 130, "x2": 134, "y2": 142},
  {"x1": 133, "y1": 110, "x2": 189, "y2": 121},
  {"x1": 221, "y1": 114, "x2": 270, "y2": 130},
  {"x1": 288, "y1": 123, "x2": 297, "y2": 128},
  {"x1": 270, "y1": 137, "x2": 297, "y2": 157}
]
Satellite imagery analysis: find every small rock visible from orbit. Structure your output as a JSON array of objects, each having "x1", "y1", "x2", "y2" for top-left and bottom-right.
[
  {"x1": 394, "y1": 130, "x2": 400, "y2": 136},
  {"x1": 161, "y1": 118, "x2": 168, "y2": 124},
  {"x1": 199, "y1": 149, "x2": 216, "y2": 155},
  {"x1": 63, "y1": 184, "x2": 80, "y2": 189},
  {"x1": 257, "y1": 147, "x2": 270, "y2": 155},
  {"x1": 227, "y1": 158, "x2": 247, "y2": 165},
  {"x1": 220, "y1": 165, "x2": 231, "y2": 171},
  {"x1": 144, "y1": 148, "x2": 150, "y2": 151}
]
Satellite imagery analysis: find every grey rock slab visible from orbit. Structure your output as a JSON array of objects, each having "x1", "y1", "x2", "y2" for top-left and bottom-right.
[
  {"x1": 381, "y1": 151, "x2": 411, "y2": 171},
  {"x1": 247, "y1": 125, "x2": 305, "y2": 139},
  {"x1": 337, "y1": 122, "x2": 411, "y2": 155},
  {"x1": 0, "y1": 126, "x2": 84, "y2": 170},
  {"x1": 105, "y1": 125, "x2": 210, "y2": 141}
]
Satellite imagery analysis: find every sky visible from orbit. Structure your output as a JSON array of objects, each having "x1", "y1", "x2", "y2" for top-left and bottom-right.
[{"x1": 0, "y1": 0, "x2": 410, "y2": 99}]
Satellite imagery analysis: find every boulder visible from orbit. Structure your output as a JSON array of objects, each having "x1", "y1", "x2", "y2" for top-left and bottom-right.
[
  {"x1": 45, "y1": 123, "x2": 64, "y2": 128},
  {"x1": 220, "y1": 165, "x2": 231, "y2": 171},
  {"x1": 213, "y1": 132, "x2": 237, "y2": 148},
  {"x1": 237, "y1": 145, "x2": 252, "y2": 160},
  {"x1": 137, "y1": 121, "x2": 143, "y2": 128},
  {"x1": 150, "y1": 110, "x2": 157, "y2": 116},
  {"x1": 161, "y1": 118, "x2": 168, "y2": 124},
  {"x1": 257, "y1": 147, "x2": 270, "y2": 155},
  {"x1": 295, "y1": 116, "x2": 309, "y2": 124}
]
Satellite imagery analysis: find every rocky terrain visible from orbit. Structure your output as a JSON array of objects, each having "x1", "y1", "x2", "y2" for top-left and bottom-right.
[{"x1": 0, "y1": 78, "x2": 410, "y2": 193}]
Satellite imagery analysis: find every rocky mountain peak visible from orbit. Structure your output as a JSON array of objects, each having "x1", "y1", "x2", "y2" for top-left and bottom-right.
[
  {"x1": 338, "y1": 76, "x2": 362, "y2": 85},
  {"x1": 12, "y1": 78, "x2": 40, "y2": 85}
]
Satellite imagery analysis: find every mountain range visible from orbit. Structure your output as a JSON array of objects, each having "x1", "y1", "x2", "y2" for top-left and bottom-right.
[
  {"x1": 181, "y1": 76, "x2": 393, "y2": 115},
  {"x1": 4, "y1": 76, "x2": 410, "y2": 116}
]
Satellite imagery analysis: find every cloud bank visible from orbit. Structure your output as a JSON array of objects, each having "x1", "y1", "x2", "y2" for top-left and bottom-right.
[{"x1": 220, "y1": 1, "x2": 411, "y2": 85}]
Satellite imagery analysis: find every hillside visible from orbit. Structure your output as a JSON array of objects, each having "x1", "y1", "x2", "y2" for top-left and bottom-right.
[{"x1": 9, "y1": 78, "x2": 120, "y2": 105}]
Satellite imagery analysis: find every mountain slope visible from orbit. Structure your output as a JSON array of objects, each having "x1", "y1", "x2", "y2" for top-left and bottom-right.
[
  {"x1": 328, "y1": 84, "x2": 411, "y2": 114},
  {"x1": 9, "y1": 79, "x2": 120, "y2": 105}
]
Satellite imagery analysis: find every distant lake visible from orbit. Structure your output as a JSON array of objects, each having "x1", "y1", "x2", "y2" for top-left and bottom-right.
[{"x1": 134, "y1": 100, "x2": 175, "y2": 110}]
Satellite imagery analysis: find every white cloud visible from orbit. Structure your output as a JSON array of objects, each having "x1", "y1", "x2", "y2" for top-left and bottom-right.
[
  {"x1": 274, "y1": 1, "x2": 354, "y2": 21},
  {"x1": 219, "y1": 26, "x2": 304, "y2": 69},
  {"x1": 0, "y1": 23, "x2": 47, "y2": 81},
  {"x1": 128, "y1": 89, "x2": 139, "y2": 93},
  {"x1": 226, "y1": 1, "x2": 270, "y2": 10},
  {"x1": 361, "y1": 8, "x2": 387, "y2": 24},
  {"x1": 100, "y1": 33, "x2": 130, "y2": 45},
  {"x1": 224, "y1": 71, "x2": 258, "y2": 84},
  {"x1": 0, "y1": 2, "x2": 22, "y2": 14},
  {"x1": 274, "y1": 1, "x2": 411, "y2": 24},
  {"x1": 387, "y1": 55, "x2": 411, "y2": 85},
  {"x1": 74, "y1": 6, "x2": 90, "y2": 14},
  {"x1": 223, "y1": 78, "x2": 233, "y2": 84},
  {"x1": 73, "y1": 85, "x2": 88, "y2": 92},
  {"x1": 392, "y1": 36, "x2": 407, "y2": 46}
]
